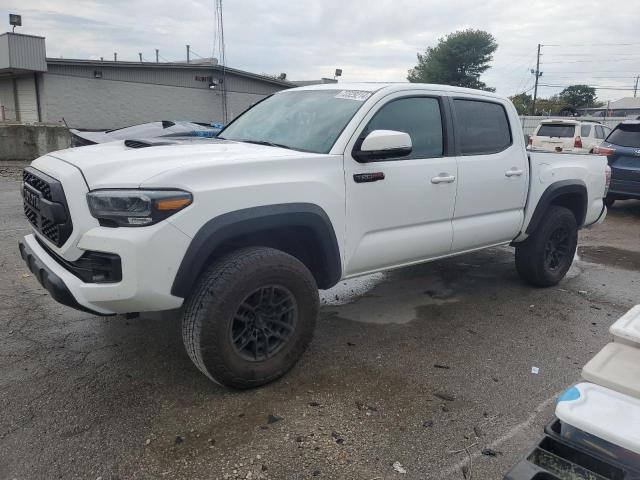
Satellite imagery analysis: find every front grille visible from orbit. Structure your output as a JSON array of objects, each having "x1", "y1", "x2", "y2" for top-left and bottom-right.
[
  {"x1": 41, "y1": 218, "x2": 60, "y2": 244},
  {"x1": 23, "y1": 169, "x2": 52, "y2": 200},
  {"x1": 24, "y1": 203, "x2": 38, "y2": 227},
  {"x1": 22, "y1": 167, "x2": 73, "y2": 247}
]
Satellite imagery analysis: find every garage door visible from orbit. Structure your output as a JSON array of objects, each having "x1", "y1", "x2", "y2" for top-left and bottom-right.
[
  {"x1": 16, "y1": 75, "x2": 39, "y2": 123},
  {"x1": 0, "y1": 78, "x2": 16, "y2": 121}
]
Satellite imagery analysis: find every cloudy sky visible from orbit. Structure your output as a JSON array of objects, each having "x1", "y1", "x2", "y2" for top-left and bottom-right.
[{"x1": 2, "y1": 0, "x2": 639, "y2": 100}]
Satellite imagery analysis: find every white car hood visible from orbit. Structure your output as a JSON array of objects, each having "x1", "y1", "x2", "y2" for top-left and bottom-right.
[{"x1": 46, "y1": 139, "x2": 303, "y2": 189}]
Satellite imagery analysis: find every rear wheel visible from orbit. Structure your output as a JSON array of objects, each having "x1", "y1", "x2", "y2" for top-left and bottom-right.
[
  {"x1": 182, "y1": 247, "x2": 319, "y2": 389},
  {"x1": 515, "y1": 206, "x2": 578, "y2": 287}
]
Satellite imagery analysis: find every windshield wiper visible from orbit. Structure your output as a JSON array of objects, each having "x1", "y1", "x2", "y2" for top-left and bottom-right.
[{"x1": 238, "y1": 139, "x2": 294, "y2": 150}]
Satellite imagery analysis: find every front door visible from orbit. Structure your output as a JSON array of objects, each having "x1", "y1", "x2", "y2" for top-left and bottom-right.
[{"x1": 343, "y1": 94, "x2": 457, "y2": 276}]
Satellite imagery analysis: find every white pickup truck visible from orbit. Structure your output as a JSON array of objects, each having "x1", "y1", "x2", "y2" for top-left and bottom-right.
[{"x1": 19, "y1": 83, "x2": 609, "y2": 388}]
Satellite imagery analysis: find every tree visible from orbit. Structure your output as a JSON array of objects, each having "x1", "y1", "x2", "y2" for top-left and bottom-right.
[
  {"x1": 558, "y1": 85, "x2": 597, "y2": 108},
  {"x1": 408, "y1": 29, "x2": 497, "y2": 91},
  {"x1": 510, "y1": 93, "x2": 533, "y2": 115}
]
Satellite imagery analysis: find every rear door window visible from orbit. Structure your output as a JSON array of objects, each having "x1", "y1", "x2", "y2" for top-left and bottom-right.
[
  {"x1": 537, "y1": 124, "x2": 576, "y2": 138},
  {"x1": 581, "y1": 125, "x2": 592, "y2": 137},
  {"x1": 453, "y1": 99, "x2": 512, "y2": 155},
  {"x1": 606, "y1": 123, "x2": 640, "y2": 147}
]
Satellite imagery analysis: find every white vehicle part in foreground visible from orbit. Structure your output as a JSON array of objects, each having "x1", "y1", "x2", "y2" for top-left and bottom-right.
[
  {"x1": 556, "y1": 382, "x2": 640, "y2": 455},
  {"x1": 610, "y1": 304, "x2": 640, "y2": 347}
]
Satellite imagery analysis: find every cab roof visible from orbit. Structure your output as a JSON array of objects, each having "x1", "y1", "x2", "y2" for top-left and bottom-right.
[{"x1": 283, "y1": 82, "x2": 509, "y2": 101}]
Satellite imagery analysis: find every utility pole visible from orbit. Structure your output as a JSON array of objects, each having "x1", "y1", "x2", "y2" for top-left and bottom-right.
[
  {"x1": 186, "y1": 45, "x2": 190, "y2": 64},
  {"x1": 155, "y1": 49, "x2": 159, "y2": 63},
  {"x1": 634, "y1": 75, "x2": 639, "y2": 98},
  {"x1": 113, "y1": 52, "x2": 117, "y2": 62},
  {"x1": 138, "y1": 52, "x2": 142, "y2": 62},
  {"x1": 531, "y1": 44, "x2": 542, "y2": 116}
]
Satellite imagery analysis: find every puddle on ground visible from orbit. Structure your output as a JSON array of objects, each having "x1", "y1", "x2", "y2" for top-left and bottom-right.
[
  {"x1": 322, "y1": 270, "x2": 459, "y2": 325},
  {"x1": 578, "y1": 246, "x2": 640, "y2": 271}
]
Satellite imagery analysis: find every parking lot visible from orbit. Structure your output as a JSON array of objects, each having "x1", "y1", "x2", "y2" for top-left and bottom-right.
[{"x1": 1, "y1": 167, "x2": 639, "y2": 480}]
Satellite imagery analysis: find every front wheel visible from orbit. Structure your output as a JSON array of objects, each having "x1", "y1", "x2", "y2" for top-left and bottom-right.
[
  {"x1": 182, "y1": 247, "x2": 319, "y2": 389},
  {"x1": 515, "y1": 206, "x2": 578, "y2": 287}
]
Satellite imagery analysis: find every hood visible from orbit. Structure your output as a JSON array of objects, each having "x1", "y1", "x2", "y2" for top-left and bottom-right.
[{"x1": 47, "y1": 138, "x2": 303, "y2": 189}]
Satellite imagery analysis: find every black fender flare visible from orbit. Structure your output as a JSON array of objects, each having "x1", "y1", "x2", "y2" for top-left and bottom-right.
[
  {"x1": 171, "y1": 203, "x2": 342, "y2": 298},
  {"x1": 525, "y1": 180, "x2": 588, "y2": 235}
]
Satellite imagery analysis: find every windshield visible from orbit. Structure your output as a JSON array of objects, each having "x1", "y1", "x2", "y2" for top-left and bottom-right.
[
  {"x1": 606, "y1": 123, "x2": 640, "y2": 148},
  {"x1": 219, "y1": 90, "x2": 371, "y2": 153},
  {"x1": 536, "y1": 124, "x2": 576, "y2": 138}
]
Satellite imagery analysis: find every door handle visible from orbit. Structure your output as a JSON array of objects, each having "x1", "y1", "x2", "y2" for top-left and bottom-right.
[
  {"x1": 505, "y1": 168, "x2": 524, "y2": 177},
  {"x1": 353, "y1": 172, "x2": 385, "y2": 183},
  {"x1": 431, "y1": 174, "x2": 456, "y2": 184}
]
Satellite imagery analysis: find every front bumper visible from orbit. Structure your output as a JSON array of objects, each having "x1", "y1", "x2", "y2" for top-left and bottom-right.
[
  {"x1": 19, "y1": 236, "x2": 108, "y2": 315},
  {"x1": 19, "y1": 222, "x2": 191, "y2": 315}
]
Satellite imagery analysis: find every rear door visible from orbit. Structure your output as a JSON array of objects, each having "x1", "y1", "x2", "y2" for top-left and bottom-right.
[
  {"x1": 450, "y1": 97, "x2": 529, "y2": 252},
  {"x1": 533, "y1": 122, "x2": 577, "y2": 152},
  {"x1": 343, "y1": 93, "x2": 457, "y2": 275}
]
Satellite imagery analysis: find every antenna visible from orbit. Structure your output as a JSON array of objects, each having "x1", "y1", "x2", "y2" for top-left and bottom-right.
[{"x1": 214, "y1": 0, "x2": 228, "y2": 123}]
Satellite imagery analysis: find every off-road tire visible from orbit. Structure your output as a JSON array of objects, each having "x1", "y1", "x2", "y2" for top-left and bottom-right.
[
  {"x1": 515, "y1": 206, "x2": 578, "y2": 287},
  {"x1": 182, "y1": 247, "x2": 319, "y2": 389}
]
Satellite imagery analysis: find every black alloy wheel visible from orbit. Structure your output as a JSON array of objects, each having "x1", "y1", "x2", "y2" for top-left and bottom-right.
[{"x1": 231, "y1": 285, "x2": 298, "y2": 362}]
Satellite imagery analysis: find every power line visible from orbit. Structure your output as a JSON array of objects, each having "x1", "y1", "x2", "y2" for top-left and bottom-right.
[
  {"x1": 543, "y1": 43, "x2": 640, "y2": 47},
  {"x1": 543, "y1": 53, "x2": 640, "y2": 57},
  {"x1": 542, "y1": 59, "x2": 640, "y2": 64},
  {"x1": 538, "y1": 83, "x2": 638, "y2": 91},
  {"x1": 544, "y1": 70, "x2": 640, "y2": 73},
  {"x1": 543, "y1": 75, "x2": 639, "y2": 79},
  {"x1": 188, "y1": 49, "x2": 207, "y2": 59}
]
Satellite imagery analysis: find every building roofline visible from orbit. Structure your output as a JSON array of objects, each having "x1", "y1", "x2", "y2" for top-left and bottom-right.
[
  {"x1": 45, "y1": 57, "x2": 295, "y2": 87},
  {"x1": 0, "y1": 32, "x2": 46, "y2": 40}
]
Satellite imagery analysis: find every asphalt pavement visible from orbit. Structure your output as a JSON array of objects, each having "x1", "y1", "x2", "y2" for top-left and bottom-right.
[{"x1": 1, "y1": 168, "x2": 639, "y2": 480}]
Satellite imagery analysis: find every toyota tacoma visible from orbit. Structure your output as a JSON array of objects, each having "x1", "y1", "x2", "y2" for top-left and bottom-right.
[{"x1": 19, "y1": 83, "x2": 610, "y2": 388}]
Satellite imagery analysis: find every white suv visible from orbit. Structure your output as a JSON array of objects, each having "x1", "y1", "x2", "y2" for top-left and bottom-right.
[{"x1": 529, "y1": 119, "x2": 611, "y2": 153}]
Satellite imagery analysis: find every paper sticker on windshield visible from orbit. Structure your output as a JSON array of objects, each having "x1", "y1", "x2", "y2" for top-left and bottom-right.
[{"x1": 334, "y1": 90, "x2": 371, "y2": 102}]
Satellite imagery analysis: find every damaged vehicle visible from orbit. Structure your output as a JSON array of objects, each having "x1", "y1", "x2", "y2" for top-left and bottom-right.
[
  {"x1": 69, "y1": 120, "x2": 223, "y2": 147},
  {"x1": 19, "y1": 83, "x2": 609, "y2": 388}
]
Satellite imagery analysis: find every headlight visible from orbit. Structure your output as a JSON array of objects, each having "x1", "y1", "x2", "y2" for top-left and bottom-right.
[{"x1": 87, "y1": 190, "x2": 192, "y2": 227}]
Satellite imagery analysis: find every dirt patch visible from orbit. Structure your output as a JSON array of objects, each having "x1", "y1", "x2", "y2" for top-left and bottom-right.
[
  {"x1": 0, "y1": 167, "x2": 23, "y2": 181},
  {"x1": 578, "y1": 246, "x2": 640, "y2": 271}
]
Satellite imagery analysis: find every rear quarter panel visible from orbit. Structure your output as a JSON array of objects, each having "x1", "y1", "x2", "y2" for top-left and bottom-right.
[{"x1": 516, "y1": 151, "x2": 607, "y2": 242}]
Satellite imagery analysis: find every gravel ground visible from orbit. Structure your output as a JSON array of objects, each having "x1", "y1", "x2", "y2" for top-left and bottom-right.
[{"x1": 1, "y1": 168, "x2": 639, "y2": 480}]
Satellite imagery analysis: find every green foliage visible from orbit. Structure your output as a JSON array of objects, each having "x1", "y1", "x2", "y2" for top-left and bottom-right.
[
  {"x1": 510, "y1": 93, "x2": 532, "y2": 115},
  {"x1": 558, "y1": 85, "x2": 597, "y2": 108},
  {"x1": 408, "y1": 29, "x2": 498, "y2": 91}
]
